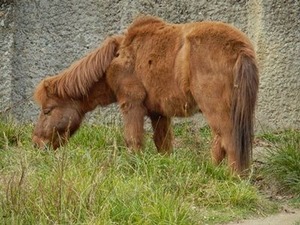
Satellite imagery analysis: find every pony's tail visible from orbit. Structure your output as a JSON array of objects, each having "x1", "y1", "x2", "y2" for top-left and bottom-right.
[{"x1": 232, "y1": 47, "x2": 259, "y2": 172}]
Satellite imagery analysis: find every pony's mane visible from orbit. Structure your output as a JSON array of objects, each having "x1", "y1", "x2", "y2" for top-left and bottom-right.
[{"x1": 34, "y1": 35, "x2": 123, "y2": 104}]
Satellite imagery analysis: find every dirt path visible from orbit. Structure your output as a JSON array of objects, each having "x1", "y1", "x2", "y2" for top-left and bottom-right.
[{"x1": 223, "y1": 208, "x2": 300, "y2": 225}]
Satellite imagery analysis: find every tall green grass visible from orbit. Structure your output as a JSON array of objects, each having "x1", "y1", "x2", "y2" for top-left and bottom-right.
[
  {"x1": 0, "y1": 119, "x2": 289, "y2": 224},
  {"x1": 258, "y1": 130, "x2": 300, "y2": 200}
]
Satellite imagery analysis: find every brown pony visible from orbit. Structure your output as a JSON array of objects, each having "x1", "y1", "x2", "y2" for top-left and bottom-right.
[{"x1": 33, "y1": 16, "x2": 259, "y2": 172}]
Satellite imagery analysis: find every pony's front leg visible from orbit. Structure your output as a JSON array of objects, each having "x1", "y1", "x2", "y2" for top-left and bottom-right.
[
  {"x1": 150, "y1": 114, "x2": 173, "y2": 155},
  {"x1": 120, "y1": 100, "x2": 147, "y2": 153}
]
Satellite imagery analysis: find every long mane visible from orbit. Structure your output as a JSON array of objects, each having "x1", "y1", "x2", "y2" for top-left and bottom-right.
[{"x1": 34, "y1": 35, "x2": 123, "y2": 104}]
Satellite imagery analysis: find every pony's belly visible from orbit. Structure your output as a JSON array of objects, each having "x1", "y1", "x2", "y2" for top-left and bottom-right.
[
  {"x1": 162, "y1": 98, "x2": 198, "y2": 117},
  {"x1": 145, "y1": 95, "x2": 198, "y2": 117}
]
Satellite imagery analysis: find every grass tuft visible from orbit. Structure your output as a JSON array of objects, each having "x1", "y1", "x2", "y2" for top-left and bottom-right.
[{"x1": 259, "y1": 130, "x2": 300, "y2": 198}]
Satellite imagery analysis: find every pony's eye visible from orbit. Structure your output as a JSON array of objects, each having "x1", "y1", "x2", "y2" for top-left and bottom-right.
[{"x1": 43, "y1": 108, "x2": 52, "y2": 115}]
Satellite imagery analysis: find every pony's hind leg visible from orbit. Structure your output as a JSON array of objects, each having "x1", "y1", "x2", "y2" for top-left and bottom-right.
[
  {"x1": 150, "y1": 115, "x2": 173, "y2": 155},
  {"x1": 219, "y1": 128, "x2": 238, "y2": 171},
  {"x1": 211, "y1": 132, "x2": 226, "y2": 165},
  {"x1": 191, "y1": 85, "x2": 236, "y2": 171},
  {"x1": 207, "y1": 114, "x2": 237, "y2": 171}
]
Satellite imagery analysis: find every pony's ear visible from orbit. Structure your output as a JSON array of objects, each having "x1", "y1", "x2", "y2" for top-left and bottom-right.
[
  {"x1": 43, "y1": 78, "x2": 57, "y2": 96},
  {"x1": 112, "y1": 35, "x2": 123, "y2": 57},
  {"x1": 33, "y1": 78, "x2": 51, "y2": 105},
  {"x1": 44, "y1": 79, "x2": 50, "y2": 88},
  {"x1": 113, "y1": 35, "x2": 124, "y2": 50}
]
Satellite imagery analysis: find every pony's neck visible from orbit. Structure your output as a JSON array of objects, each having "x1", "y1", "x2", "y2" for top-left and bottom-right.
[{"x1": 80, "y1": 80, "x2": 117, "y2": 113}]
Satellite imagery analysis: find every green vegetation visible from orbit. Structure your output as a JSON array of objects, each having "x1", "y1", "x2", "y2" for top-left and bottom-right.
[
  {"x1": 258, "y1": 130, "x2": 300, "y2": 205},
  {"x1": 1, "y1": 118, "x2": 299, "y2": 224}
]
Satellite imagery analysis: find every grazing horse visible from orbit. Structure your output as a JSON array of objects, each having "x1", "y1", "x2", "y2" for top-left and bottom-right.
[{"x1": 32, "y1": 16, "x2": 259, "y2": 172}]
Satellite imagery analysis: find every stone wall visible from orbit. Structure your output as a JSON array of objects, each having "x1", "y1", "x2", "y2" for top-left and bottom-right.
[
  {"x1": 0, "y1": 0, "x2": 299, "y2": 130},
  {"x1": 0, "y1": 0, "x2": 14, "y2": 115}
]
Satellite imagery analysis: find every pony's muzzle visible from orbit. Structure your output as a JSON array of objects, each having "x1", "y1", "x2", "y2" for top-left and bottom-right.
[{"x1": 32, "y1": 135, "x2": 51, "y2": 150}]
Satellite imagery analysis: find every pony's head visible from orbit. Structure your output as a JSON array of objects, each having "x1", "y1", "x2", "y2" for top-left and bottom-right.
[
  {"x1": 32, "y1": 35, "x2": 123, "y2": 149},
  {"x1": 32, "y1": 79, "x2": 84, "y2": 149}
]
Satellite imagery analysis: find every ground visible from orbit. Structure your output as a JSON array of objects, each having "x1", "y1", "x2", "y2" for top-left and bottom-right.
[{"x1": 224, "y1": 208, "x2": 300, "y2": 225}]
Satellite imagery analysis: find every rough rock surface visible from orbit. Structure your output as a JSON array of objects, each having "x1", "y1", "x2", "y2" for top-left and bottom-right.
[{"x1": 0, "y1": 0, "x2": 299, "y2": 130}]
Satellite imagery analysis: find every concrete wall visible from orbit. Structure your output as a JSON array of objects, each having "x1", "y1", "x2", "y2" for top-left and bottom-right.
[{"x1": 0, "y1": 0, "x2": 299, "y2": 130}]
